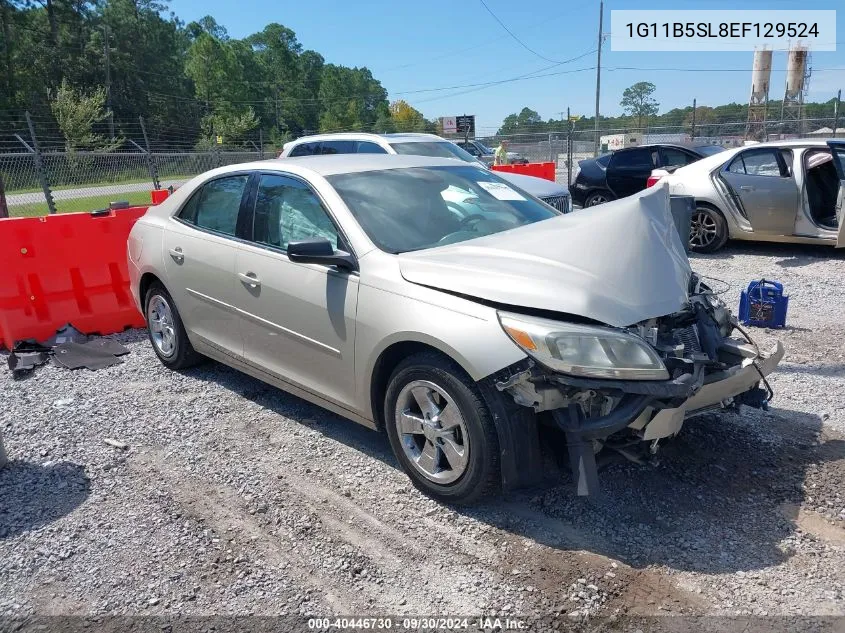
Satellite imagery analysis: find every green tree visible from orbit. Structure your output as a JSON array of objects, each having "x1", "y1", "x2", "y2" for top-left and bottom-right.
[
  {"x1": 50, "y1": 79, "x2": 122, "y2": 151},
  {"x1": 246, "y1": 23, "x2": 306, "y2": 135},
  {"x1": 497, "y1": 107, "x2": 543, "y2": 135},
  {"x1": 389, "y1": 99, "x2": 426, "y2": 132},
  {"x1": 198, "y1": 106, "x2": 258, "y2": 148},
  {"x1": 685, "y1": 105, "x2": 716, "y2": 137},
  {"x1": 317, "y1": 64, "x2": 388, "y2": 132},
  {"x1": 620, "y1": 82, "x2": 659, "y2": 129}
]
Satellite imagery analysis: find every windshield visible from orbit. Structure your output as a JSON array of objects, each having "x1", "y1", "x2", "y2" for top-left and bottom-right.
[
  {"x1": 389, "y1": 141, "x2": 478, "y2": 164},
  {"x1": 328, "y1": 165, "x2": 559, "y2": 254},
  {"x1": 694, "y1": 144, "x2": 726, "y2": 156}
]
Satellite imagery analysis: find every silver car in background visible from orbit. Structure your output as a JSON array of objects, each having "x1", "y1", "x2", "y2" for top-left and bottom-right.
[
  {"x1": 279, "y1": 132, "x2": 570, "y2": 213},
  {"x1": 128, "y1": 155, "x2": 782, "y2": 503},
  {"x1": 657, "y1": 139, "x2": 845, "y2": 252}
]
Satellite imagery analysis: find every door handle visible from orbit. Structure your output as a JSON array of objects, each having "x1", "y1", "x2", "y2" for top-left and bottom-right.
[
  {"x1": 238, "y1": 272, "x2": 261, "y2": 288},
  {"x1": 739, "y1": 185, "x2": 755, "y2": 192},
  {"x1": 169, "y1": 247, "x2": 184, "y2": 261}
]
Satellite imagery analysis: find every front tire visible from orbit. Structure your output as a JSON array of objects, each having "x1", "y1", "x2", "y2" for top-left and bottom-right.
[
  {"x1": 144, "y1": 282, "x2": 203, "y2": 370},
  {"x1": 689, "y1": 205, "x2": 728, "y2": 253},
  {"x1": 384, "y1": 352, "x2": 500, "y2": 504}
]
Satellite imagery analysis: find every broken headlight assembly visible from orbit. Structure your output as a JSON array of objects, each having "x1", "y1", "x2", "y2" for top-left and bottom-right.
[{"x1": 498, "y1": 312, "x2": 669, "y2": 381}]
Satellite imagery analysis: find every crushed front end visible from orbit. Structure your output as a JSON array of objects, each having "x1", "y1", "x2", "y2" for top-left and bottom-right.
[{"x1": 494, "y1": 273, "x2": 785, "y2": 496}]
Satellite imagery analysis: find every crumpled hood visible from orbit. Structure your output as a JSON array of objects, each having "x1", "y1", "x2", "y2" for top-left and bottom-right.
[{"x1": 398, "y1": 184, "x2": 692, "y2": 328}]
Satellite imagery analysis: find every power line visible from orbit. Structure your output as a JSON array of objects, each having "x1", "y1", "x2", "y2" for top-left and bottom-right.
[
  {"x1": 477, "y1": 0, "x2": 563, "y2": 64},
  {"x1": 412, "y1": 66, "x2": 596, "y2": 105},
  {"x1": 397, "y1": 48, "x2": 597, "y2": 96}
]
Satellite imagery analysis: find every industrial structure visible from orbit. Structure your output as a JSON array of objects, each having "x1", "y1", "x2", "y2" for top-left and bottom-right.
[
  {"x1": 745, "y1": 48, "x2": 772, "y2": 141},
  {"x1": 745, "y1": 43, "x2": 811, "y2": 141},
  {"x1": 780, "y1": 43, "x2": 811, "y2": 134}
]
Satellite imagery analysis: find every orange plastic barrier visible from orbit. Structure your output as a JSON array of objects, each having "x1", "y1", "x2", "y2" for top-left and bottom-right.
[
  {"x1": 0, "y1": 207, "x2": 149, "y2": 349},
  {"x1": 151, "y1": 189, "x2": 170, "y2": 205},
  {"x1": 492, "y1": 161, "x2": 556, "y2": 182}
]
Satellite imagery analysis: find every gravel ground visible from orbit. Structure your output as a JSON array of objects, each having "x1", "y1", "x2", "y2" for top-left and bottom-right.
[{"x1": 1, "y1": 240, "x2": 845, "y2": 625}]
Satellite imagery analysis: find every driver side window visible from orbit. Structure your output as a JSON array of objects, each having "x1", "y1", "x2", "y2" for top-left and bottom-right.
[{"x1": 252, "y1": 174, "x2": 339, "y2": 251}]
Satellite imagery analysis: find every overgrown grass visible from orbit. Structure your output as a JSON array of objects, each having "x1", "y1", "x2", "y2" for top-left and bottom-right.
[{"x1": 9, "y1": 190, "x2": 153, "y2": 217}]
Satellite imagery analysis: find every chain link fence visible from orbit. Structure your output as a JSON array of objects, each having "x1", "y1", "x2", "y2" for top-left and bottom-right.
[
  {"x1": 2, "y1": 113, "x2": 843, "y2": 216},
  {"x1": 0, "y1": 149, "x2": 269, "y2": 217},
  {"x1": 481, "y1": 117, "x2": 842, "y2": 184},
  {"x1": 0, "y1": 111, "x2": 275, "y2": 217}
]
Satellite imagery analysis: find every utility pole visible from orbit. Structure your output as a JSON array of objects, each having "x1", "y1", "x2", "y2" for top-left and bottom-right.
[
  {"x1": 593, "y1": 0, "x2": 603, "y2": 157},
  {"x1": 834, "y1": 90, "x2": 841, "y2": 138},
  {"x1": 104, "y1": 24, "x2": 114, "y2": 139},
  {"x1": 691, "y1": 98, "x2": 697, "y2": 140},
  {"x1": 566, "y1": 106, "x2": 573, "y2": 186},
  {"x1": 0, "y1": 172, "x2": 8, "y2": 218},
  {"x1": 25, "y1": 111, "x2": 56, "y2": 215}
]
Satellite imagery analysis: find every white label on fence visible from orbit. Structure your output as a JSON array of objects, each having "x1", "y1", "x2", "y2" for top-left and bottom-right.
[
  {"x1": 477, "y1": 181, "x2": 525, "y2": 201},
  {"x1": 610, "y1": 10, "x2": 836, "y2": 51}
]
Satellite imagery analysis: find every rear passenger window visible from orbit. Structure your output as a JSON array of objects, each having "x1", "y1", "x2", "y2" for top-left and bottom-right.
[
  {"x1": 610, "y1": 148, "x2": 654, "y2": 169},
  {"x1": 356, "y1": 141, "x2": 388, "y2": 154},
  {"x1": 321, "y1": 140, "x2": 355, "y2": 154},
  {"x1": 179, "y1": 175, "x2": 249, "y2": 236},
  {"x1": 727, "y1": 149, "x2": 784, "y2": 177},
  {"x1": 289, "y1": 142, "x2": 319, "y2": 157},
  {"x1": 661, "y1": 148, "x2": 695, "y2": 168}
]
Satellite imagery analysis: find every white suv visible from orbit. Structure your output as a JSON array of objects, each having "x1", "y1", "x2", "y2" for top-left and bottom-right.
[{"x1": 279, "y1": 133, "x2": 571, "y2": 213}]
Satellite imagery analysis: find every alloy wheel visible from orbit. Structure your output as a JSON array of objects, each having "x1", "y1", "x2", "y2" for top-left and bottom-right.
[
  {"x1": 147, "y1": 294, "x2": 177, "y2": 357},
  {"x1": 586, "y1": 194, "x2": 608, "y2": 206},
  {"x1": 690, "y1": 210, "x2": 719, "y2": 249},
  {"x1": 394, "y1": 380, "x2": 470, "y2": 484}
]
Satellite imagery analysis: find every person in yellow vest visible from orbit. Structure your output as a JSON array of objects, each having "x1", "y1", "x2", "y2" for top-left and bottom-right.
[{"x1": 493, "y1": 140, "x2": 510, "y2": 166}]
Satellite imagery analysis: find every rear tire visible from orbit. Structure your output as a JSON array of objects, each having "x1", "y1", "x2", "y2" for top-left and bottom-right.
[
  {"x1": 585, "y1": 191, "x2": 614, "y2": 207},
  {"x1": 144, "y1": 282, "x2": 203, "y2": 370},
  {"x1": 384, "y1": 352, "x2": 500, "y2": 505},
  {"x1": 689, "y1": 205, "x2": 728, "y2": 253}
]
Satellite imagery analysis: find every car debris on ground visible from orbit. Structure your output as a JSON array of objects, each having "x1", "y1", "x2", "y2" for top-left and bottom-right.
[{"x1": 6, "y1": 324, "x2": 130, "y2": 375}]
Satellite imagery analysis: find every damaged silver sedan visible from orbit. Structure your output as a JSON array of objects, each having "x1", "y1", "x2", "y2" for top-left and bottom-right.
[{"x1": 128, "y1": 154, "x2": 783, "y2": 503}]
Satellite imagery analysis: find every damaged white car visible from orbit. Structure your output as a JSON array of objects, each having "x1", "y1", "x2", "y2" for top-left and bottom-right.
[{"x1": 128, "y1": 154, "x2": 784, "y2": 503}]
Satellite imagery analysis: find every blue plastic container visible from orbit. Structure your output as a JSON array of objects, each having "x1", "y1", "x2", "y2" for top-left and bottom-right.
[{"x1": 739, "y1": 279, "x2": 788, "y2": 328}]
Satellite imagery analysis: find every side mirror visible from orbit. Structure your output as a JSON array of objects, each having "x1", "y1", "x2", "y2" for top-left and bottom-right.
[{"x1": 287, "y1": 238, "x2": 357, "y2": 271}]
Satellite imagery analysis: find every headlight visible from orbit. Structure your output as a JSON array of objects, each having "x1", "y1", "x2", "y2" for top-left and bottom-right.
[{"x1": 498, "y1": 312, "x2": 669, "y2": 380}]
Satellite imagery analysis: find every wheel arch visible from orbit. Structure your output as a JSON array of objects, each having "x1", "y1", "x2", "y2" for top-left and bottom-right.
[
  {"x1": 690, "y1": 201, "x2": 730, "y2": 252},
  {"x1": 368, "y1": 338, "x2": 477, "y2": 432},
  {"x1": 139, "y1": 272, "x2": 165, "y2": 312},
  {"x1": 368, "y1": 338, "x2": 543, "y2": 493},
  {"x1": 694, "y1": 200, "x2": 728, "y2": 222}
]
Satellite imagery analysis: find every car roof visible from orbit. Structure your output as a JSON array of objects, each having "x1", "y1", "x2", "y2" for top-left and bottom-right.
[
  {"x1": 283, "y1": 132, "x2": 446, "y2": 147},
  {"x1": 268, "y1": 153, "x2": 473, "y2": 176},
  {"x1": 616, "y1": 143, "x2": 706, "y2": 152},
  {"x1": 739, "y1": 138, "x2": 835, "y2": 148},
  {"x1": 666, "y1": 138, "x2": 835, "y2": 178}
]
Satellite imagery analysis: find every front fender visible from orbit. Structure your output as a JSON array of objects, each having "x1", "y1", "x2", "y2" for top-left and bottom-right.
[{"x1": 354, "y1": 282, "x2": 526, "y2": 423}]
